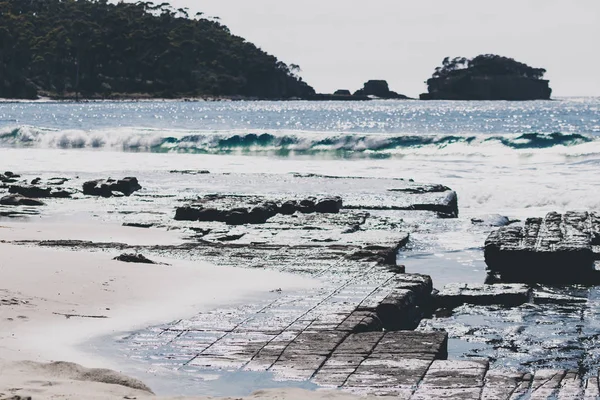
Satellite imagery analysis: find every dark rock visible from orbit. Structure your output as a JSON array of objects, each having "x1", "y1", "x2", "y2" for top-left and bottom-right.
[
  {"x1": 412, "y1": 190, "x2": 458, "y2": 218},
  {"x1": 333, "y1": 89, "x2": 351, "y2": 96},
  {"x1": 50, "y1": 190, "x2": 72, "y2": 198},
  {"x1": 82, "y1": 177, "x2": 141, "y2": 197},
  {"x1": 112, "y1": 177, "x2": 142, "y2": 196},
  {"x1": 374, "y1": 275, "x2": 432, "y2": 331},
  {"x1": 174, "y1": 206, "x2": 201, "y2": 221},
  {"x1": 298, "y1": 197, "x2": 316, "y2": 214},
  {"x1": 347, "y1": 238, "x2": 410, "y2": 266},
  {"x1": 0, "y1": 177, "x2": 18, "y2": 184},
  {"x1": 4, "y1": 171, "x2": 19, "y2": 178},
  {"x1": 248, "y1": 204, "x2": 275, "y2": 224},
  {"x1": 347, "y1": 235, "x2": 410, "y2": 266},
  {"x1": 420, "y1": 54, "x2": 552, "y2": 100},
  {"x1": 82, "y1": 179, "x2": 117, "y2": 197},
  {"x1": 31, "y1": 177, "x2": 42, "y2": 185},
  {"x1": 123, "y1": 222, "x2": 154, "y2": 228},
  {"x1": 279, "y1": 200, "x2": 297, "y2": 215},
  {"x1": 421, "y1": 75, "x2": 552, "y2": 101},
  {"x1": 471, "y1": 214, "x2": 511, "y2": 227},
  {"x1": 225, "y1": 209, "x2": 250, "y2": 225},
  {"x1": 0, "y1": 194, "x2": 45, "y2": 206},
  {"x1": 433, "y1": 283, "x2": 532, "y2": 309},
  {"x1": 309, "y1": 93, "x2": 371, "y2": 101},
  {"x1": 315, "y1": 197, "x2": 343, "y2": 213},
  {"x1": 47, "y1": 177, "x2": 69, "y2": 186},
  {"x1": 484, "y1": 211, "x2": 600, "y2": 283},
  {"x1": 9, "y1": 185, "x2": 51, "y2": 198},
  {"x1": 353, "y1": 80, "x2": 409, "y2": 99},
  {"x1": 113, "y1": 253, "x2": 157, "y2": 264},
  {"x1": 388, "y1": 184, "x2": 451, "y2": 194},
  {"x1": 216, "y1": 233, "x2": 246, "y2": 242},
  {"x1": 197, "y1": 207, "x2": 226, "y2": 222},
  {"x1": 437, "y1": 211, "x2": 456, "y2": 219}
]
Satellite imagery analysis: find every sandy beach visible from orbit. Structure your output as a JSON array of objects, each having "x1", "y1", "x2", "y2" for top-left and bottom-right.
[{"x1": 0, "y1": 221, "x2": 373, "y2": 399}]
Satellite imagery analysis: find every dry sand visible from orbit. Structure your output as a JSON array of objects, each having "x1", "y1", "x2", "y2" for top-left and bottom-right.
[{"x1": 0, "y1": 221, "x2": 373, "y2": 399}]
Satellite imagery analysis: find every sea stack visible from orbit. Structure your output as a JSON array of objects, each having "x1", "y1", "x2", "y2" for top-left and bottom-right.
[{"x1": 420, "y1": 54, "x2": 552, "y2": 100}]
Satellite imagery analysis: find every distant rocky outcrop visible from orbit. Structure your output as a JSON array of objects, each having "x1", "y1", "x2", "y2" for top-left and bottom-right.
[
  {"x1": 334, "y1": 89, "x2": 352, "y2": 96},
  {"x1": 420, "y1": 55, "x2": 552, "y2": 100},
  {"x1": 354, "y1": 80, "x2": 409, "y2": 99}
]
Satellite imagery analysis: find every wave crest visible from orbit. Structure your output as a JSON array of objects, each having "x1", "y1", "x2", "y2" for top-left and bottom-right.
[{"x1": 0, "y1": 126, "x2": 597, "y2": 157}]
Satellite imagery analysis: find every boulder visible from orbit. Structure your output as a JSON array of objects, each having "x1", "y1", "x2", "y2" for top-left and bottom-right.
[
  {"x1": 174, "y1": 206, "x2": 202, "y2": 221},
  {"x1": 50, "y1": 190, "x2": 73, "y2": 198},
  {"x1": 112, "y1": 177, "x2": 142, "y2": 196},
  {"x1": 484, "y1": 211, "x2": 600, "y2": 283},
  {"x1": 113, "y1": 253, "x2": 157, "y2": 264},
  {"x1": 262, "y1": 201, "x2": 279, "y2": 218},
  {"x1": 411, "y1": 190, "x2": 459, "y2": 218},
  {"x1": 225, "y1": 209, "x2": 250, "y2": 225},
  {"x1": 298, "y1": 198, "x2": 316, "y2": 214},
  {"x1": 279, "y1": 200, "x2": 297, "y2": 215},
  {"x1": 0, "y1": 194, "x2": 45, "y2": 206},
  {"x1": 248, "y1": 202, "x2": 278, "y2": 224},
  {"x1": 471, "y1": 214, "x2": 512, "y2": 227},
  {"x1": 83, "y1": 177, "x2": 141, "y2": 197},
  {"x1": 197, "y1": 207, "x2": 225, "y2": 222},
  {"x1": 9, "y1": 185, "x2": 51, "y2": 198},
  {"x1": 315, "y1": 197, "x2": 343, "y2": 213}
]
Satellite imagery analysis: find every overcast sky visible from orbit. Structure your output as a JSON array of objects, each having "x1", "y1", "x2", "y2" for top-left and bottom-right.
[{"x1": 130, "y1": 1, "x2": 599, "y2": 97}]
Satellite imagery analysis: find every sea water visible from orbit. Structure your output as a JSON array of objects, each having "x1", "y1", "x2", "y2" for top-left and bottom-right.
[
  {"x1": 2, "y1": 98, "x2": 599, "y2": 216},
  {"x1": 2, "y1": 98, "x2": 600, "y2": 391}
]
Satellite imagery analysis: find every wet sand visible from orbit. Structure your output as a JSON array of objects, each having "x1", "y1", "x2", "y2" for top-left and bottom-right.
[{"x1": 0, "y1": 221, "x2": 372, "y2": 399}]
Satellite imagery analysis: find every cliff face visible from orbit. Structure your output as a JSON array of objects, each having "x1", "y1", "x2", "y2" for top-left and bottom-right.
[{"x1": 421, "y1": 76, "x2": 552, "y2": 100}]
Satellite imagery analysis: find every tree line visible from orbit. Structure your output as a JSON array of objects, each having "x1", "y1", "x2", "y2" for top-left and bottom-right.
[
  {"x1": 430, "y1": 54, "x2": 547, "y2": 81},
  {"x1": 0, "y1": 0, "x2": 315, "y2": 99}
]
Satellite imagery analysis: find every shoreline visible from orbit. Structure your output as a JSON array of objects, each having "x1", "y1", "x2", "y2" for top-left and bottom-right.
[{"x1": 0, "y1": 220, "x2": 337, "y2": 398}]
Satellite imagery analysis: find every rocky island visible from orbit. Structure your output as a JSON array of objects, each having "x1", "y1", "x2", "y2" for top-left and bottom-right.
[{"x1": 420, "y1": 55, "x2": 552, "y2": 100}]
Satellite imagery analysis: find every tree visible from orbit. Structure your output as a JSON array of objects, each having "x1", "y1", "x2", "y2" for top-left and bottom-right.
[{"x1": 0, "y1": 0, "x2": 315, "y2": 99}]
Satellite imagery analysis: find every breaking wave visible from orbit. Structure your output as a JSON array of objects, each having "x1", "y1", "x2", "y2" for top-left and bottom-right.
[{"x1": 0, "y1": 125, "x2": 598, "y2": 157}]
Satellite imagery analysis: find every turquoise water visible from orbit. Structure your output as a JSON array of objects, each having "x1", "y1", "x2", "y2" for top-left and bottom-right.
[{"x1": 0, "y1": 99, "x2": 599, "y2": 156}]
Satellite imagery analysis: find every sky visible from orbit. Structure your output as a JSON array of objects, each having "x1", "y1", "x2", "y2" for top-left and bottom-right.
[{"x1": 127, "y1": 0, "x2": 599, "y2": 97}]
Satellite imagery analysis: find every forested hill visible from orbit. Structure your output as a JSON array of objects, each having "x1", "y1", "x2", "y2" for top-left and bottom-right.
[{"x1": 0, "y1": 0, "x2": 315, "y2": 99}]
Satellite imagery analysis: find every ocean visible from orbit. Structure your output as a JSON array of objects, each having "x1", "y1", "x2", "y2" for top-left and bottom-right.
[
  {"x1": 2, "y1": 98, "x2": 599, "y2": 216},
  {"x1": 2, "y1": 98, "x2": 600, "y2": 394}
]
